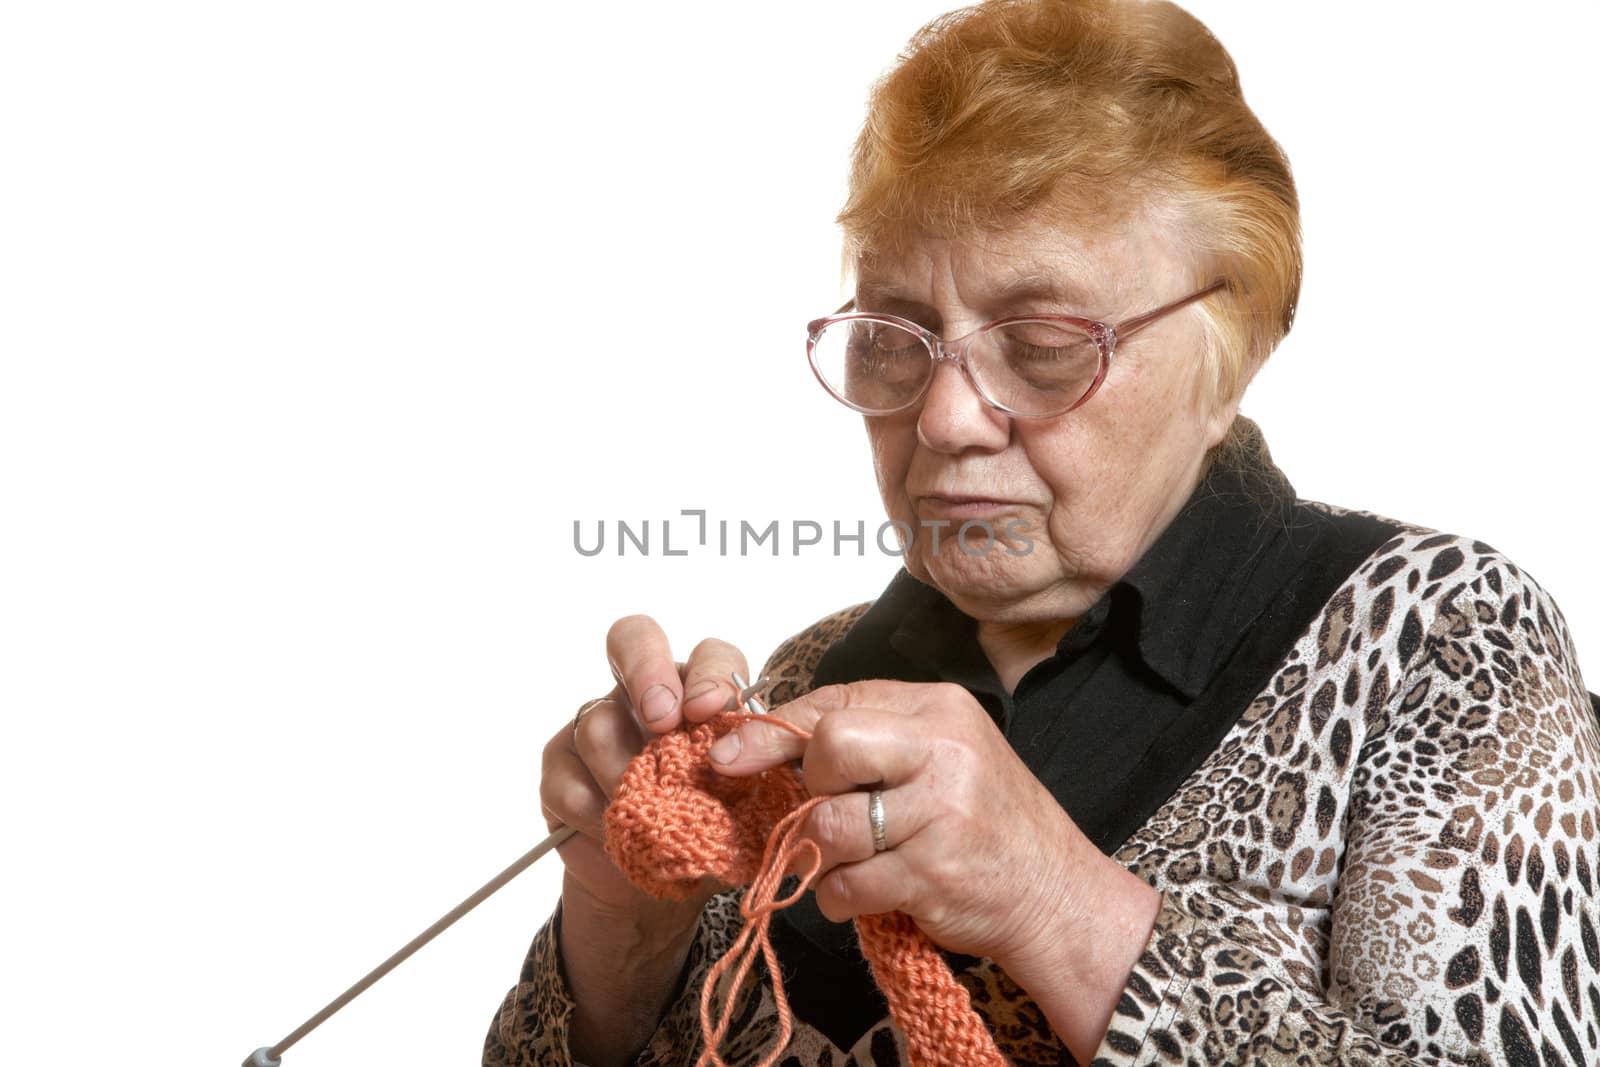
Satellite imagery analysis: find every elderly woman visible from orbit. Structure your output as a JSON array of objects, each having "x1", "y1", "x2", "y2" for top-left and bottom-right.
[{"x1": 486, "y1": 1, "x2": 1599, "y2": 1064}]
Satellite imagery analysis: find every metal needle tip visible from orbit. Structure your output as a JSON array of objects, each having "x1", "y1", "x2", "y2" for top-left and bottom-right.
[{"x1": 732, "y1": 672, "x2": 768, "y2": 715}]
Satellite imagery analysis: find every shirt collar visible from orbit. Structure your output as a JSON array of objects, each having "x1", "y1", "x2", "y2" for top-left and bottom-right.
[
  {"x1": 1115, "y1": 420, "x2": 1298, "y2": 698},
  {"x1": 819, "y1": 418, "x2": 1298, "y2": 701}
]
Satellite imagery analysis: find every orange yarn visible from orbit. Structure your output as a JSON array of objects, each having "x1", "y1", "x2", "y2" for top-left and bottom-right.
[{"x1": 604, "y1": 711, "x2": 1006, "y2": 1067}]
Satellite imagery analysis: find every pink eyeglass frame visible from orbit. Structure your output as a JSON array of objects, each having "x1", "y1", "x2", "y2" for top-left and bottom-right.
[{"x1": 805, "y1": 278, "x2": 1228, "y2": 418}]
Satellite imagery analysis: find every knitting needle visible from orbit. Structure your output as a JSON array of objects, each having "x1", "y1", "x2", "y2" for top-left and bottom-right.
[
  {"x1": 243, "y1": 825, "x2": 578, "y2": 1066},
  {"x1": 733, "y1": 671, "x2": 810, "y2": 777},
  {"x1": 243, "y1": 673, "x2": 768, "y2": 1067},
  {"x1": 733, "y1": 671, "x2": 767, "y2": 715}
]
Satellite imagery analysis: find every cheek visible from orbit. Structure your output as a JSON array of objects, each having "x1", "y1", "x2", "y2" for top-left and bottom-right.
[
  {"x1": 1020, "y1": 405, "x2": 1177, "y2": 557},
  {"x1": 866, "y1": 418, "x2": 915, "y2": 509},
  {"x1": 1081, "y1": 355, "x2": 1212, "y2": 466}
]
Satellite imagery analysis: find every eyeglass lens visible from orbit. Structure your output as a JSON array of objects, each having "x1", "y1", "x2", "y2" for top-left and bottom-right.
[{"x1": 810, "y1": 318, "x2": 1103, "y2": 416}]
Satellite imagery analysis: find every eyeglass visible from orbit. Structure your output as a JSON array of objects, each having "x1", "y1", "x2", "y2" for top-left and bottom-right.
[{"x1": 805, "y1": 279, "x2": 1226, "y2": 418}]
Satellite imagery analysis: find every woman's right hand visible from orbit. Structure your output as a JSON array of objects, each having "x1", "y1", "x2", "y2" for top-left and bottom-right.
[{"x1": 541, "y1": 614, "x2": 754, "y2": 932}]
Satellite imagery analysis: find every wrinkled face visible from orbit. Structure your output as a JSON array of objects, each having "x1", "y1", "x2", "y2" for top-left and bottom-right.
[{"x1": 858, "y1": 205, "x2": 1242, "y2": 627}]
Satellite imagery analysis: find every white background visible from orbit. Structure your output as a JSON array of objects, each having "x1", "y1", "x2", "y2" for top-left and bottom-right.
[{"x1": 2, "y1": 2, "x2": 1597, "y2": 1063}]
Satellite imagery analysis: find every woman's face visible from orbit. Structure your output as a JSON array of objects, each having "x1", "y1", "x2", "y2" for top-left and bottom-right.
[{"x1": 860, "y1": 205, "x2": 1243, "y2": 628}]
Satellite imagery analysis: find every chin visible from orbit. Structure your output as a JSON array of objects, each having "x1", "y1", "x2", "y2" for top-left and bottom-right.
[{"x1": 907, "y1": 534, "x2": 1058, "y2": 620}]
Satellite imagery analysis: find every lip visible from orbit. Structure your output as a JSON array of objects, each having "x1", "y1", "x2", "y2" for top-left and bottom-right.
[{"x1": 915, "y1": 493, "x2": 1021, "y2": 519}]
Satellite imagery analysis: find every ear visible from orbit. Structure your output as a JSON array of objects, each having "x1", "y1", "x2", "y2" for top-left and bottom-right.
[
  {"x1": 1203, "y1": 397, "x2": 1241, "y2": 451},
  {"x1": 1203, "y1": 356, "x2": 1260, "y2": 448}
]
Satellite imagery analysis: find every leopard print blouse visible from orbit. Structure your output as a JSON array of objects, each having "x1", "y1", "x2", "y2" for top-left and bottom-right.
[{"x1": 484, "y1": 515, "x2": 1600, "y2": 1066}]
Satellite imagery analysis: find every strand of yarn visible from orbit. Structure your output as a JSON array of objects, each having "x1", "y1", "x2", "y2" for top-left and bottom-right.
[
  {"x1": 604, "y1": 711, "x2": 1006, "y2": 1067},
  {"x1": 696, "y1": 793, "x2": 826, "y2": 1067}
]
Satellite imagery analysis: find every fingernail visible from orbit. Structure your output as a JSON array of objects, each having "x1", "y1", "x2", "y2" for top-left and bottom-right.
[
  {"x1": 641, "y1": 684, "x2": 677, "y2": 723},
  {"x1": 684, "y1": 681, "x2": 719, "y2": 705},
  {"x1": 709, "y1": 731, "x2": 742, "y2": 764}
]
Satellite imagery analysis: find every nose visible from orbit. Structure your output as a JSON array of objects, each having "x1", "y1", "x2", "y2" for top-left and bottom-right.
[{"x1": 915, "y1": 348, "x2": 1011, "y2": 454}]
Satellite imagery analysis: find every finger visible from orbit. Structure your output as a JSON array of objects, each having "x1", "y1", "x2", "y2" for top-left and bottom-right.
[
  {"x1": 801, "y1": 707, "x2": 928, "y2": 796},
  {"x1": 801, "y1": 782, "x2": 922, "y2": 874},
  {"x1": 678, "y1": 637, "x2": 752, "y2": 723},
  {"x1": 709, "y1": 680, "x2": 918, "y2": 776},
  {"x1": 606, "y1": 614, "x2": 683, "y2": 733},
  {"x1": 812, "y1": 852, "x2": 916, "y2": 924},
  {"x1": 540, "y1": 741, "x2": 608, "y2": 842},
  {"x1": 705, "y1": 689, "x2": 829, "y2": 774},
  {"x1": 571, "y1": 695, "x2": 644, "y2": 798}
]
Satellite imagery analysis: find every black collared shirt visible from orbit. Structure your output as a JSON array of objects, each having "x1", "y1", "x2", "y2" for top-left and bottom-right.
[
  {"x1": 824, "y1": 428, "x2": 1309, "y2": 845},
  {"x1": 766, "y1": 421, "x2": 1399, "y2": 1053}
]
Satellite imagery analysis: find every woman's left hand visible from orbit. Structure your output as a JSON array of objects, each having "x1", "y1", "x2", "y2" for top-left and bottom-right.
[{"x1": 707, "y1": 678, "x2": 1162, "y2": 1061}]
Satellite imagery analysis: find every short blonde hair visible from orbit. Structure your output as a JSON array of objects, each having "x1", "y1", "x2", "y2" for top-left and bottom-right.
[{"x1": 839, "y1": 0, "x2": 1300, "y2": 404}]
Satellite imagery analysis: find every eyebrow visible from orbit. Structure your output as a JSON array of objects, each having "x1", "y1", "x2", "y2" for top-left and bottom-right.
[
  {"x1": 854, "y1": 274, "x2": 1097, "y2": 317},
  {"x1": 989, "y1": 274, "x2": 1094, "y2": 309},
  {"x1": 853, "y1": 281, "x2": 926, "y2": 313}
]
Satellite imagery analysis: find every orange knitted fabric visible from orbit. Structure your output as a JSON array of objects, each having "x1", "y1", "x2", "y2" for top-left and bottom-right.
[{"x1": 604, "y1": 711, "x2": 1006, "y2": 1067}]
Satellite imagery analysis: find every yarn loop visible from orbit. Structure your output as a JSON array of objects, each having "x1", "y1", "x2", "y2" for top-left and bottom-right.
[{"x1": 604, "y1": 711, "x2": 1006, "y2": 1067}]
